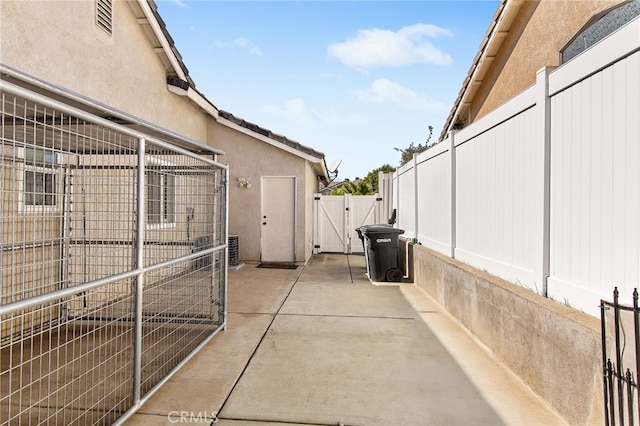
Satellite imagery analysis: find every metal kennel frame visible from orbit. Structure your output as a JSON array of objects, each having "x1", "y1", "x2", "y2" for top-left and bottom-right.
[{"x1": 0, "y1": 76, "x2": 228, "y2": 425}]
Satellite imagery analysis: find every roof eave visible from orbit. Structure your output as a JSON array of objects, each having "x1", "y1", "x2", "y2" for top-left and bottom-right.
[
  {"x1": 134, "y1": 0, "x2": 219, "y2": 119},
  {"x1": 440, "y1": 0, "x2": 526, "y2": 141}
]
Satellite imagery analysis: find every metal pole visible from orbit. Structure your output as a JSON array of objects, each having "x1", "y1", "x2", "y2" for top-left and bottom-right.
[
  {"x1": 633, "y1": 289, "x2": 640, "y2": 423},
  {"x1": 133, "y1": 137, "x2": 146, "y2": 405},
  {"x1": 614, "y1": 288, "x2": 625, "y2": 426},
  {"x1": 223, "y1": 167, "x2": 229, "y2": 327},
  {"x1": 602, "y1": 298, "x2": 611, "y2": 426},
  {"x1": 0, "y1": 242, "x2": 227, "y2": 316}
]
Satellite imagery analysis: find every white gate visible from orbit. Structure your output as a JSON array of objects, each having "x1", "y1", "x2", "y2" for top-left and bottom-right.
[{"x1": 313, "y1": 194, "x2": 382, "y2": 254}]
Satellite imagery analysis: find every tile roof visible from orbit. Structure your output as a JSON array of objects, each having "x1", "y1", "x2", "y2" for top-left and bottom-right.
[
  {"x1": 146, "y1": 0, "x2": 194, "y2": 86},
  {"x1": 218, "y1": 110, "x2": 325, "y2": 160}
]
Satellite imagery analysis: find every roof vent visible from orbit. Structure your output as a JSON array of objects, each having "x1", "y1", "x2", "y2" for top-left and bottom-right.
[{"x1": 96, "y1": 0, "x2": 113, "y2": 35}]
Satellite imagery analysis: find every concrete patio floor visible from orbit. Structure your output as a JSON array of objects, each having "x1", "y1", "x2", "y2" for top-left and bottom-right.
[{"x1": 126, "y1": 254, "x2": 566, "y2": 426}]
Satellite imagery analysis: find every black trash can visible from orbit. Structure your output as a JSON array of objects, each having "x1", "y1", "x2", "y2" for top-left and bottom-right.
[{"x1": 357, "y1": 224, "x2": 405, "y2": 282}]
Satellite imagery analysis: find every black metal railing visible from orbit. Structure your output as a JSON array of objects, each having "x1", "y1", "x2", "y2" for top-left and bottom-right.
[{"x1": 602, "y1": 288, "x2": 640, "y2": 426}]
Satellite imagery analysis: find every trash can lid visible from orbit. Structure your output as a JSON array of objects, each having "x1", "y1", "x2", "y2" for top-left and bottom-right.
[{"x1": 357, "y1": 224, "x2": 404, "y2": 235}]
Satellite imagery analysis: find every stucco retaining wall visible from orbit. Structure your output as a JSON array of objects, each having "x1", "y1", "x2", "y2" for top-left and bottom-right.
[{"x1": 412, "y1": 243, "x2": 603, "y2": 425}]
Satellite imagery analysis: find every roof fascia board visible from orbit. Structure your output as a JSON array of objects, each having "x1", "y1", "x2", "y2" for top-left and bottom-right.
[
  {"x1": 447, "y1": 1, "x2": 512, "y2": 131},
  {"x1": 317, "y1": 159, "x2": 329, "y2": 180},
  {"x1": 136, "y1": 0, "x2": 187, "y2": 81},
  {"x1": 217, "y1": 115, "x2": 324, "y2": 164},
  {"x1": 187, "y1": 89, "x2": 219, "y2": 119},
  {"x1": 443, "y1": 0, "x2": 520, "y2": 139}
]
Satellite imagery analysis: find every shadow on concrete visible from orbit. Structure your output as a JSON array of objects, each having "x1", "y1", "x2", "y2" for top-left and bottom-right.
[{"x1": 128, "y1": 254, "x2": 565, "y2": 426}]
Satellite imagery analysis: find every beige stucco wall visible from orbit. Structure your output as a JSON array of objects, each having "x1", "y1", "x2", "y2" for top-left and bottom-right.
[
  {"x1": 411, "y1": 243, "x2": 603, "y2": 425},
  {"x1": 208, "y1": 119, "x2": 320, "y2": 263},
  {"x1": 474, "y1": 0, "x2": 623, "y2": 121},
  {"x1": 0, "y1": 0, "x2": 208, "y2": 141}
]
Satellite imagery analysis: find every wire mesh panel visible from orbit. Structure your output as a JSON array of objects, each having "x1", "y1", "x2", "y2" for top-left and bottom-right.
[
  {"x1": 1, "y1": 280, "x2": 136, "y2": 425},
  {"x1": 1, "y1": 81, "x2": 227, "y2": 424}
]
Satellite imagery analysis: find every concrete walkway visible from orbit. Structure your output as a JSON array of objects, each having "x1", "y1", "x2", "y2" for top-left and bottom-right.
[{"x1": 127, "y1": 254, "x2": 566, "y2": 426}]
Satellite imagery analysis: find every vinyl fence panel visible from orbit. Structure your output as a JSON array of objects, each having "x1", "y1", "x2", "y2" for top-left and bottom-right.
[
  {"x1": 548, "y1": 49, "x2": 640, "y2": 312},
  {"x1": 397, "y1": 162, "x2": 416, "y2": 239},
  {"x1": 415, "y1": 139, "x2": 452, "y2": 255},
  {"x1": 454, "y1": 89, "x2": 542, "y2": 290}
]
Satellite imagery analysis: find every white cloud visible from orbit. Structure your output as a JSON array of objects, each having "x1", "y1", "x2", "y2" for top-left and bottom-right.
[
  {"x1": 262, "y1": 98, "x2": 366, "y2": 127},
  {"x1": 263, "y1": 99, "x2": 315, "y2": 126},
  {"x1": 233, "y1": 37, "x2": 262, "y2": 56},
  {"x1": 327, "y1": 24, "x2": 452, "y2": 68},
  {"x1": 356, "y1": 79, "x2": 448, "y2": 112},
  {"x1": 213, "y1": 37, "x2": 262, "y2": 56}
]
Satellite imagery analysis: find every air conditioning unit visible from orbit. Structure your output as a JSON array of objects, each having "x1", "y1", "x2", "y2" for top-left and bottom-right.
[{"x1": 228, "y1": 235, "x2": 239, "y2": 267}]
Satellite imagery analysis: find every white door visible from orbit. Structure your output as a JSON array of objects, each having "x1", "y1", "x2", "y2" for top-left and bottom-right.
[{"x1": 261, "y1": 177, "x2": 295, "y2": 263}]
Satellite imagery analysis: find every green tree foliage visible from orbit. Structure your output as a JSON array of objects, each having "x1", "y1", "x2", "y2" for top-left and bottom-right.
[
  {"x1": 331, "y1": 180, "x2": 374, "y2": 195},
  {"x1": 394, "y1": 125, "x2": 434, "y2": 166},
  {"x1": 363, "y1": 164, "x2": 395, "y2": 193},
  {"x1": 329, "y1": 164, "x2": 395, "y2": 196}
]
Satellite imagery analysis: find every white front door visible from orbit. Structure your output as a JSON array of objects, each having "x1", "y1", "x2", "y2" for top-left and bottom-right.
[{"x1": 261, "y1": 176, "x2": 296, "y2": 263}]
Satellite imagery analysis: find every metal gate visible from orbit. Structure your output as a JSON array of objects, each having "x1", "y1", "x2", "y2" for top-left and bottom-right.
[
  {"x1": 601, "y1": 288, "x2": 640, "y2": 426},
  {"x1": 313, "y1": 194, "x2": 381, "y2": 254}
]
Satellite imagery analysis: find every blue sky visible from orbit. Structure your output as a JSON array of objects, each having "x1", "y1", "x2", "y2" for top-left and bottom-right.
[{"x1": 156, "y1": 0, "x2": 499, "y2": 180}]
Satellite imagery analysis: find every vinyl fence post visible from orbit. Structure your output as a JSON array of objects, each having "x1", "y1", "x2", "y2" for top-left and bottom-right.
[
  {"x1": 450, "y1": 131, "x2": 457, "y2": 259},
  {"x1": 395, "y1": 168, "x2": 400, "y2": 229},
  {"x1": 413, "y1": 154, "x2": 419, "y2": 241},
  {"x1": 537, "y1": 66, "x2": 552, "y2": 297}
]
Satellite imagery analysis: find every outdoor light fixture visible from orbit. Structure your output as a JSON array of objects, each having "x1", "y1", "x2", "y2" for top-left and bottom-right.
[
  {"x1": 167, "y1": 77, "x2": 189, "y2": 96},
  {"x1": 237, "y1": 177, "x2": 252, "y2": 189}
]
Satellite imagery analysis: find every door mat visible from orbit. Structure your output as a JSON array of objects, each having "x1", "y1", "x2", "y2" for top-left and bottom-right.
[{"x1": 257, "y1": 263, "x2": 299, "y2": 270}]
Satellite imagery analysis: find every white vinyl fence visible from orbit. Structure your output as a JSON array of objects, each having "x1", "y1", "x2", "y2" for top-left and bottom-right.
[
  {"x1": 388, "y1": 17, "x2": 640, "y2": 317},
  {"x1": 313, "y1": 194, "x2": 383, "y2": 254}
]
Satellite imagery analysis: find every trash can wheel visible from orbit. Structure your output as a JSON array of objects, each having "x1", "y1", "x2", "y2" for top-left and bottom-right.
[{"x1": 385, "y1": 267, "x2": 403, "y2": 282}]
